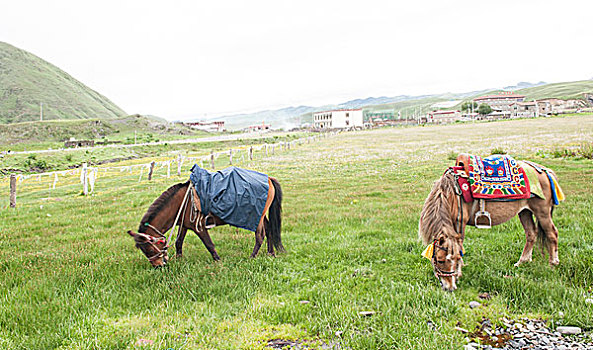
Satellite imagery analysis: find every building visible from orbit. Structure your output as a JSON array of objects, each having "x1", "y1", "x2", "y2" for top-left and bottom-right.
[
  {"x1": 427, "y1": 110, "x2": 461, "y2": 124},
  {"x1": 64, "y1": 139, "x2": 95, "y2": 148},
  {"x1": 246, "y1": 122, "x2": 271, "y2": 132},
  {"x1": 473, "y1": 92, "x2": 525, "y2": 112},
  {"x1": 313, "y1": 109, "x2": 363, "y2": 129},
  {"x1": 185, "y1": 121, "x2": 225, "y2": 132}
]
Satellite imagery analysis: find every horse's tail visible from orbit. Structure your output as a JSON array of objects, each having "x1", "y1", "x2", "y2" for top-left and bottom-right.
[{"x1": 268, "y1": 177, "x2": 284, "y2": 252}]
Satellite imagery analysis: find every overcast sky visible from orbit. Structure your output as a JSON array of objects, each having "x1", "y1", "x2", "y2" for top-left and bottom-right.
[{"x1": 2, "y1": 0, "x2": 592, "y2": 120}]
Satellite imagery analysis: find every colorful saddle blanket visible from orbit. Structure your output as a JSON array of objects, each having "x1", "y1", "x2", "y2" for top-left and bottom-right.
[
  {"x1": 467, "y1": 154, "x2": 530, "y2": 200},
  {"x1": 189, "y1": 165, "x2": 269, "y2": 232}
]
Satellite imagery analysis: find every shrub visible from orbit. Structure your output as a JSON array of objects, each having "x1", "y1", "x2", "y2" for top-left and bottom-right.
[
  {"x1": 490, "y1": 148, "x2": 506, "y2": 155},
  {"x1": 447, "y1": 151, "x2": 457, "y2": 161},
  {"x1": 578, "y1": 142, "x2": 593, "y2": 159}
]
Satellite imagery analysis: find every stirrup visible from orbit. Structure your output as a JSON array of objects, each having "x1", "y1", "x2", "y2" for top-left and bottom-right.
[
  {"x1": 204, "y1": 214, "x2": 216, "y2": 229},
  {"x1": 475, "y1": 199, "x2": 492, "y2": 229}
]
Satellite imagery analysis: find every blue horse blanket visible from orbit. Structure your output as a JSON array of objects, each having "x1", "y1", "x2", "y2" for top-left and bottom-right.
[{"x1": 189, "y1": 165, "x2": 269, "y2": 232}]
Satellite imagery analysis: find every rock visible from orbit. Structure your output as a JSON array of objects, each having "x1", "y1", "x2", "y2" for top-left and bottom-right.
[
  {"x1": 299, "y1": 300, "x2": 310, "y2": 304},
  {"x1": 478, "y1": 292, "x2": 492, "y2": 300},
  {"x1": 359, "y1": 311, "x2": 375, "y2": 317},
  {"x1": 455, "y1": 326, "x2": 469, "y2": 333},
  {"x1": 557, "y1": 326, "x2": 581, "y2": 335},
  {"x1": 469, "y1": 301, "x2": 481, "y2": 309}
]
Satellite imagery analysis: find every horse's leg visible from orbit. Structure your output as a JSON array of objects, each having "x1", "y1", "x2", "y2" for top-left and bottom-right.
[
  {"x1": 175, "y1": 226, "x2": 188, "y2": 258},
  {"x1": 250, "y1": 223, "x2": 265, "y2": 258},
  {"x1": 194, "y1": 228, "x2": 221, "y2": 261},
  {"x1": 535, "y1": 213, "x2": 560, "y2": 266},
  {"x1": 515, "y1": 209, "x2": 537, "y2": 267}
]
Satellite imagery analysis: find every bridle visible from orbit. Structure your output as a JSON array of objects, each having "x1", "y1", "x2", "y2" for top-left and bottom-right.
[
  {"x1": 431, "y1": 239, "x2": 460, "y2": 278},
  {"x1": 431, "y1": 168, "x2": 466, "y2": 279},
  {"x1": 137, "y1": 182, "x2": 195, "y2": 263}
]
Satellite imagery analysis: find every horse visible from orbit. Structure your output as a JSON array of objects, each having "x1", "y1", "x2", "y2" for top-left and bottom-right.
[
  {"x1": 126, "y1": 175, "x2": 283, "y2": 268},
  {"x1": 418, "y1": 157, "x2": 563, "y2": 292}
]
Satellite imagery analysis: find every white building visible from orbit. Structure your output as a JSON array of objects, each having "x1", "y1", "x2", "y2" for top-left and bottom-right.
[{"x1": 313, "y1": 109, "x2": 363, "y2": 129}]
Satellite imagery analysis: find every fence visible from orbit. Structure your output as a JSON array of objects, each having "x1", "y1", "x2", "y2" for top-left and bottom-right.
[{"x1": 1, "y1": 132, "x2": 339, "y2": 208}]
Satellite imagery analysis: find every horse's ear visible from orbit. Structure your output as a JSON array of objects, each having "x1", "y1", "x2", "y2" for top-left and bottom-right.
[{"x1": 127, "y1": 230, "x2": 136, "y2": 237}]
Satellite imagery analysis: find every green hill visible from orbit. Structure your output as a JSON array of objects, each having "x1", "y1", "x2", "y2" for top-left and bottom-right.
[
  {"x1": 0, "y1": 41, "x2": 126, "y2": 123},
  {"x1": 517, "y1": 80, "x2": 593, "y2": 101}
]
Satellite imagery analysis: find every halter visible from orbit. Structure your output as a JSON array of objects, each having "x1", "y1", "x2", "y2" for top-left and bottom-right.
[
  {"x1": 138, "y1": 182, "x2": 194, "y2": 263},
  {"x1": 431, "y1": 239, "x2": 460, "y2": 278}
]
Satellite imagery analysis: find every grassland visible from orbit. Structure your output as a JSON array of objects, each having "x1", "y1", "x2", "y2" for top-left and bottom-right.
[{"x1": 0, "y1": 115, "x2": 592, "y2": 349}]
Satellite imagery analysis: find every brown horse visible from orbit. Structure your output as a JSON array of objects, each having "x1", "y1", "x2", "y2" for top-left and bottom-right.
[
  {"x1": 418, "y1": 160, "x2": 563, "y2": 292},
  {"x1": 127, "y1": 177, "x2": 283, "y2": 267}
]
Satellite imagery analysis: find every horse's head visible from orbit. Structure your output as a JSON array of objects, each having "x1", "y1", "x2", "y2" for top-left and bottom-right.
[
  {"x1": 127, "y1": 230, "x2": 169, "y2": 268},
  {"x1": 425, "y1": 234, "x2": 464, "y2": 292},
  {"x1": 419, "y1": 169, "x2": 466, "y2": 291}
]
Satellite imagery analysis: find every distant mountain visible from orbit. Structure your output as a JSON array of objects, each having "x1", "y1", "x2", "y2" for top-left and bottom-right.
[
  {"x1": 503, "y1": 81, "x2": 547, "y2": 91},
  {"x1": 0, "y1": 41, "x2": 126, "y2": 124},
  {"x1": 208, "y1": 80, "x2": 593, "y2": 130}
]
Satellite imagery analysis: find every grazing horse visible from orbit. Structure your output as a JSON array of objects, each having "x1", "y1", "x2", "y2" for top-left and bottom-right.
[
  {"x1": 127, "y1": 172, "x2": 283, "y2": 267},
  {"x1": 418, "y1": 156, "x2": 563, "y2": 291}
]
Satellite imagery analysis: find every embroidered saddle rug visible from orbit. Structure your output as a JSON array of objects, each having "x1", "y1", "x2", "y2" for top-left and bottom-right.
[
  {"x1": 460, "y1": 154, "x2": 531, "y2": 200},
  {"x1": 189, "y1": 165, "x2": 270, "y2": 232}
]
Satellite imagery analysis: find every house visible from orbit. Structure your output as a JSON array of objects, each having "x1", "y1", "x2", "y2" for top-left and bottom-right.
[
  {"x1": 64, "y1": 139, "x2": 94, "y2": 148},
  {"x1": 313, "y1": 109, "x2": 363, "y2": 129},
  {"x1": 510, "y1": 101, "x2": 539, "y2": 118},
  {"x1": 247, "y1": 122, "x2": 271, "y2": 132},
  {"x1": 427, "y1": 110, "x2": 461, "y2": 124},
  {"x1": 473, "y1": 92, "x2": 525, "y2": 112},
  {"x1": 535, "y1": 98, "x2": 588, "y2": 115},
  {"x1": 185, "y1": 121, "x2": 225, "y2": 132}
]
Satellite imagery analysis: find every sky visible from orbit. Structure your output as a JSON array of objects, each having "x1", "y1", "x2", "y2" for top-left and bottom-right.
[{"x1": 2, "y1": 0, "x2": 592, "y2": 120}]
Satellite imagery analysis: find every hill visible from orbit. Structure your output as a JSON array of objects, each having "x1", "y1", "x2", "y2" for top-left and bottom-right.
[
  {"x1": 517, "y1": 80, "x2": 593, "y2": 101},
  {"x1": 0, "y1": 41, "x2": 126, "y2": 123}
]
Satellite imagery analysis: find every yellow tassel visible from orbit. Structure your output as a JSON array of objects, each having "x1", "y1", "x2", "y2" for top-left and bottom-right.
[
  {"x1": 552, "y1": 176, "x2": 565, "y2": 202},
  {"x1": 421, "y1": 244, "x2": 434, "y2": 259}
]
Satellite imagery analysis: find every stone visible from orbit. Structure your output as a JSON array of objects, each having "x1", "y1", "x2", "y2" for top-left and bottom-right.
[
  {"x1": 469, "y1": 301, "x2": 481, "y2": 309},
  {"x1": 557, "y1": 326, "x2": 581, "y2": 335},
  {"x1": 359, "y1": 311, "x2": 375, "y2": 317}
]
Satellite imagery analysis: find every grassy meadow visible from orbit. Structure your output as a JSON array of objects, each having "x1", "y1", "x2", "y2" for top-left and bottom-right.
[{"x1": 1, "y1": 115, "x2": 592, "y2": 349}]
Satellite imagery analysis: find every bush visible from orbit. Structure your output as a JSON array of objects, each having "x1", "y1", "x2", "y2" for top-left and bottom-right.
[
  {"x1": 578, "y1": 142, "x2": 593, "y2": 159},
  {"x1": 490, "y1": 148, "x2": 506, "y2": 155},
  {"x1": 447, "y1": 151, "x2": 457, "y2": 161}
]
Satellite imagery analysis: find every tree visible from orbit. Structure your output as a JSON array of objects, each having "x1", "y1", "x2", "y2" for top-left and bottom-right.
[
  {"x1": 461, "y1": 101, "x2": 478, "y2": 113},
  {"x1": 478, "y1": 103, "x2": 493, "y2": 115}
]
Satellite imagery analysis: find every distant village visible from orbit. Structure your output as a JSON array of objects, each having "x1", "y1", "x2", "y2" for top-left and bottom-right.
[{"x1": 179, "y1": 92, "x2": 593, "y2": 133}]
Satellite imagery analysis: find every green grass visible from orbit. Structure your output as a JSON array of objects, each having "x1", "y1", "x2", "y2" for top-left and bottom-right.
[{"x1": 1, "y1": 116, "x2": 593, "y2": 349}]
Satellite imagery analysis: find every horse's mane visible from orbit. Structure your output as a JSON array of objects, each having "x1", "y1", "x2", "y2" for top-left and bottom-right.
[
  {"x1": 418, "y1": 172, "x2": 460, "y2": 245},
  {"x1": 138, "y1": 181, "x2": 189, "y2": 233}
]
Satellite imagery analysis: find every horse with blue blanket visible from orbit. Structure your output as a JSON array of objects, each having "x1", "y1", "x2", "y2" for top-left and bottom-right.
[
  {"x1": 127, "y1": 165, "x2": 283, "y2": 267},
  {"x1": 418, "y1": 154, "x2": 565, "y2": 291}
]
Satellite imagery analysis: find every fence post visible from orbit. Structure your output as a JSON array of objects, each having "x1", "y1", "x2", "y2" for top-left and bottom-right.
[
  {"x1": 9, "y1": 174, "x2": 16, "y2": 208},
  {"x1": 229, "y1": 149, "x2": 233, "y2": 165},
  {"x1": 177, "y1": 154, "x2": 182, "y2": 176},
  {"x1": 167, "y1": 161, "x2": 171, "y2": 178},
  {"x1": 210, "y1": 151, "x2": 215, "y2": 169},
  {"x1": 82, "y1": 163, "x2": 88, "y2": 195},
  {"x1": 148, "y1": 161, "x2": 155, "y2": 181},
  {"x1": 249, "y1": 146, "x2": 253, "y2": 161}
]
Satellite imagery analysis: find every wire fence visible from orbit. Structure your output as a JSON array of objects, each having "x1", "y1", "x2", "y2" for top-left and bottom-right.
[{"x1": 1, "y1": 132, "x2": 338, "y2": 209}]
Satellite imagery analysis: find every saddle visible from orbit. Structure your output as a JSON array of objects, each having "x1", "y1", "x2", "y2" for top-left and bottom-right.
[{"x1": 453, "y1": 153, "x2": 531, "y2": 228}]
